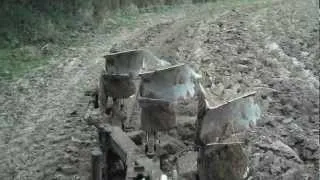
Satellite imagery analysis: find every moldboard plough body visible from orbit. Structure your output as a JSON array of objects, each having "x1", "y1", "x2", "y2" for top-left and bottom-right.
[{"x1": 91, "y1": 49, "x2": 262, "y2": 180}]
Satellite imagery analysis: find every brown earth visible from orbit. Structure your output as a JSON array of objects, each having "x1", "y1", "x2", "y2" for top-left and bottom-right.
[{"x1": 0, "y1": 0, "x2": 319, "y2": 179}]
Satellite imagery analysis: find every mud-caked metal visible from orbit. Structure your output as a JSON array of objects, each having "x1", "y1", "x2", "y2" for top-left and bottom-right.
[
  {"x1": 138, "y1": 64, "x2": 200, "y2": 156},
  {"x1": 196, "y1": 86, "x2": 261, "y2": 180},
  {"x1": 138, "y1": 64, "x2": 200, "y2": 131},
  {"x1": 99, "y1": 50, "x2": 171, "y2": 127},
  {"x1": 139, "y1": 64, "x2": 200, "y2": 101},
  {"x1": 197, "y1": 91, "x2": 261, "y2": 145},
  {"x1": 95, "y1": 124, "x2": 163, "y2": 180},
  {"x1": 102, "y1": 50, "x2": 145, "y2": 98}
]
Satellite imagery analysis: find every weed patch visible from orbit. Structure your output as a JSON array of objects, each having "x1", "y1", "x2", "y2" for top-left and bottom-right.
[{"x1": 0, "y1": 47, "x2": 48, "y2": 81}]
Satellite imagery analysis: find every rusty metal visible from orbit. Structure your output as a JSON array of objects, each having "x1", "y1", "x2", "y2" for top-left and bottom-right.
[
  {"x1": 98, "y1": 125, "x2": 112, "y2": 179},
  {"x1": 96, "y1": 124, "x2": 163, "y2": 180},
  {"x1": 91, "y1": 148, "x2": 103, "y2": 180}
]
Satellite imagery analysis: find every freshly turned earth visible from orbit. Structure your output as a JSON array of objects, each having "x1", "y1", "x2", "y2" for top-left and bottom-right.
[{"x1": 0, "y1": 0, "x2": 318, "y2": 179}]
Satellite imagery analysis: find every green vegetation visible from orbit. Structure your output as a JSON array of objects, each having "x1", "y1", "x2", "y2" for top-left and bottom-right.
[
  {"x1": 0, "y1": 1, "x2": 92, "y2": 48},
  {"x1": 0, "y1": 1, "x2": 92, "y2": 81},
  {"x1": 0, "y1": 1, "x2": 180, "y2": 81},
  {"x1": 0, "y1": 0, "x2": 185, "y2": 48},
  {"x1": 0, "y1": 47, "x2": 47, "y2": 81},
  {"x1": 0, "y1": 0, "x2": 263, "y2": 81}
]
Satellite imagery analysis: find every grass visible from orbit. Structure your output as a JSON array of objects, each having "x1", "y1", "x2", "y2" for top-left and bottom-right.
[
  {"x1": 0, "y1": 3, "x2": 183, "y2": 82},
  {"x1": 0, "y1": 48, "x2": 48, "y2": 81},
  {"x1": 0, "y1": 0, "x2": 265, "y2": 82}
]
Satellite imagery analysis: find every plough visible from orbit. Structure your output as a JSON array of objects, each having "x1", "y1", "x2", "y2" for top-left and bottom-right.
[{"x1": 91, "y1": 49, "x2": 261, "y2": 180}]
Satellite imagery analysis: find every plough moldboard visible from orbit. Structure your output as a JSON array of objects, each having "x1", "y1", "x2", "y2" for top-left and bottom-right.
[{"x1": 91, "y1": 49, "x2": 262, "y2": 180}]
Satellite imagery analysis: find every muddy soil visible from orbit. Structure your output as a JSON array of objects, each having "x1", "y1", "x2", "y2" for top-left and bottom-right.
[
  {"x1": 117, "y1": 0, "x2": 319, "y2": 179},
  {"x1": 0, "y1": 7, "x2": 192, "y2": 180},
  {"x1": 0, "y1": 0, "x2": 319, "y2": 179}
]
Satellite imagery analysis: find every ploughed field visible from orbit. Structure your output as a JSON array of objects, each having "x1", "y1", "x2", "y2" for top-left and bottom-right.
[{"x1": 0, "y1": 0, "x2": 318, "y2": 179}]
